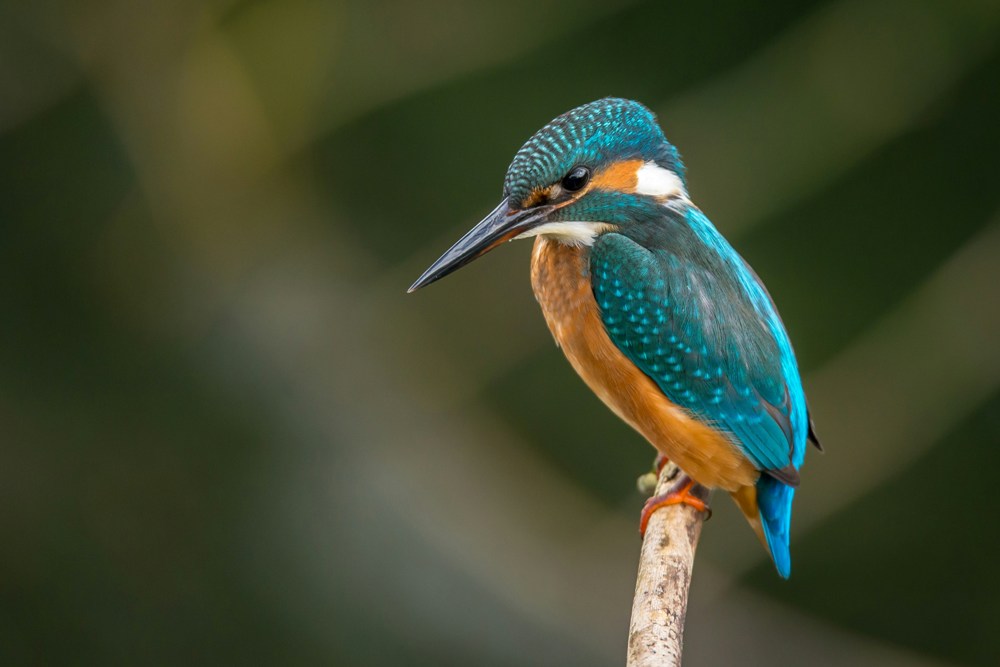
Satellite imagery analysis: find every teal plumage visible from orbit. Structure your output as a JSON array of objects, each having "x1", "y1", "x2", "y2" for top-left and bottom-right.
[
  {"x1": 591, "y1": 208, "x2": 807, "y2": 577},
  {"x1": 410, "y1": 97, "x2": 820, "y2": 578},
  {"x1": 504, "y1": 99, "x2": 684, "y2": 205}
]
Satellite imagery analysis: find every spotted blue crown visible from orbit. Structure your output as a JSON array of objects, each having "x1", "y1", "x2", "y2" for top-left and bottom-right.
[{"x1": 502, "y1": 98, "x2": 685, "y2": 207}]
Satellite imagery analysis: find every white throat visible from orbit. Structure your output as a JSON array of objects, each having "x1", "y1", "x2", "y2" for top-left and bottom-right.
[{"x1": 513, "y1": 221, "x2": 613, "y2": 247}]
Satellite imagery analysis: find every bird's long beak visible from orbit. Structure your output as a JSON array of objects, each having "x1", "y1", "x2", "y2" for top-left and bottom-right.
[{"x1": 408, "y1": 198, "x2": 551, "y2": 292}]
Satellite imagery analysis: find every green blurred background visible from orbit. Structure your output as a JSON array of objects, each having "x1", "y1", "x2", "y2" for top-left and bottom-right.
[{"x1": 2, "y1": 0, "x2": 999, "y2": 664}]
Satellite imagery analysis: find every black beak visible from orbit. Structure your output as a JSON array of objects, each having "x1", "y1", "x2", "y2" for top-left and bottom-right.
[{"x1": 408, "y1": 198, "x2": 551, "y2": 292}]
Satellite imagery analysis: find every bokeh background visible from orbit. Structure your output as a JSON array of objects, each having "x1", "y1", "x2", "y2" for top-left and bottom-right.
[{"x1": 3, "y1": 0, "x2": 999, "y2": 664}]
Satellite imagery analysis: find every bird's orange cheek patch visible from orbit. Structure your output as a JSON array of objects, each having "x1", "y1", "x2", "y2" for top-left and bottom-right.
[
  {"x1": 521, "y1": 186, "x2": 553, "y2": 209},
  {"x1": 591, "y1": 159, "x2": 643, "y2": 192}
]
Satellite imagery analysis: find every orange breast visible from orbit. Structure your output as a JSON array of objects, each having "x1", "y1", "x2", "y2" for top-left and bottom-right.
[{"x1": 529, "y1": 237, "x2": 758, "y2": 492}]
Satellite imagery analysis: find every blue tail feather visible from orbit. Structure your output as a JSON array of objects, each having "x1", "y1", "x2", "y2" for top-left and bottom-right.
[{"x1": 757, "y1": 476, "x2": 795, "y2": 578}]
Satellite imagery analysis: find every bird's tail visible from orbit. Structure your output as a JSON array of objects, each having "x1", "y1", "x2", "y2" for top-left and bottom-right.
[{"x1": 731, "y1": 477, "x2": 795, "y2": 579}]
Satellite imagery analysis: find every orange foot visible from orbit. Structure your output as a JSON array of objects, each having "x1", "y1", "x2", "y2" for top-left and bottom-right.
[
  {"x1": 639, "y1": 478, "x2": 710, "y2": 536},
  {"x1": 653, "y1": 453, "x2": 670, "y2": 474}
]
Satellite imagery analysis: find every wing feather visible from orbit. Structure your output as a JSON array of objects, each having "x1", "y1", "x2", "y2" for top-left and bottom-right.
[{"x1": 591, "y1": 230, "x2": 804, "y2": 479}]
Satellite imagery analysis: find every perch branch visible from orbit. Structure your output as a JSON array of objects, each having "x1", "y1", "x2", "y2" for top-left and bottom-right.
[{"x1": 626, "y1": 462, "x2": 710, "y2": 667}]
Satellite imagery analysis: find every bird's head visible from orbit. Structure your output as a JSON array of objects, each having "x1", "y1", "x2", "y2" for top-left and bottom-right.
[{"x1": 409, "y1": 98, "x2": 687, "y2": 292}]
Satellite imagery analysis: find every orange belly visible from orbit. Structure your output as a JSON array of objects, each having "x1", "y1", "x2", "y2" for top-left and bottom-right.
[{"x1": 529, "y1": 236, "x2": 758, "y2": 492}]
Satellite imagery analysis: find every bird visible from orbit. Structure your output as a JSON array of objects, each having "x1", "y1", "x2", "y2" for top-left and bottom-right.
[{"x1": 408, "y1": 98, "x2": 820, "y2": 578}]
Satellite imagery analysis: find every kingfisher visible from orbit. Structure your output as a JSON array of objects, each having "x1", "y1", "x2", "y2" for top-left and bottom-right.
[{"x1": 408, "y1": 98, "x2": 820, "y2": 578}]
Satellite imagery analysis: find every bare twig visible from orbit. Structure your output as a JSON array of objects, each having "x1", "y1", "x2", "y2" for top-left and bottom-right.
[{"x1": 627, "y1": 462, "x2": 710, "y2": 667}]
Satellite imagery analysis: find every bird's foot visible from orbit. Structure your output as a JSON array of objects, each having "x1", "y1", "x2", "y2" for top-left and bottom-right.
[{"x1": 639, "y1": 476, "x2": 711, "y2": 536}]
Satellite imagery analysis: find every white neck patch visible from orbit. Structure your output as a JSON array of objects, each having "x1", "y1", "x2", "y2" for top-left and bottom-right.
[
  {"x1": 513, "y1": 221, "x2": 614, "y2": 247},
  {"x1": 634, "y1": 162, "x2": 688, "y2": 200}
]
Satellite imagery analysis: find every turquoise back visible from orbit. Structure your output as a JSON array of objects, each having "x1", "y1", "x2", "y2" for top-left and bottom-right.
[{"x1": 590, "y1": 205, "x2": 808, "y2": 576}]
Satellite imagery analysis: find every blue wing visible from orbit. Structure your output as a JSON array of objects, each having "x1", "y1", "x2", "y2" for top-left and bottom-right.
[
  {"x1": 591, "y1": 209, "x2": 809, "y2": 576},
  {"x1": 590, "y1": 234, "x2": 805, "y2": 477}
]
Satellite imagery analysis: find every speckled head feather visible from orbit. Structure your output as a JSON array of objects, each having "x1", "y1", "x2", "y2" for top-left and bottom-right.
[{"x1": 503, "y1": 98, "x2": 685, "y2": 208}]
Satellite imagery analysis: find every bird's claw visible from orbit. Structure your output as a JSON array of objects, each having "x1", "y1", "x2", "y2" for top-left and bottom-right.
[{"x1": 639, "y1": 477, "x2": 711, "y2": 536}]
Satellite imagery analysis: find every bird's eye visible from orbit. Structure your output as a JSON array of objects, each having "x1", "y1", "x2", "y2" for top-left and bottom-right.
[{"x1": 561, "y1": 166, "x2": 591, "y2": 192}]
